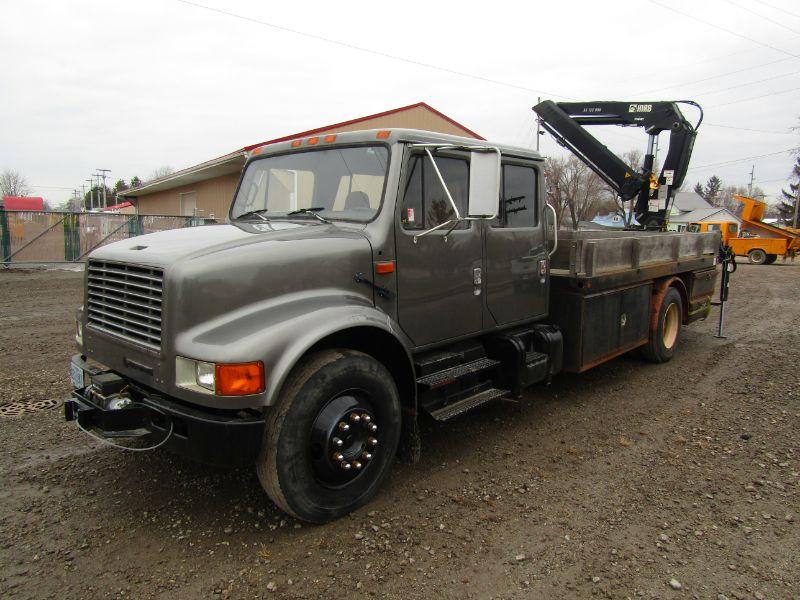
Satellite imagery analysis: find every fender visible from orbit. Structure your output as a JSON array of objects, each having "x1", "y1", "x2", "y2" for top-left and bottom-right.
[
  {"x1": 172, "y1": 291, "x2": 414, "y2": 409},
  {"x1": 650, "y1": 276, "x2": 688, "y2": 332}
]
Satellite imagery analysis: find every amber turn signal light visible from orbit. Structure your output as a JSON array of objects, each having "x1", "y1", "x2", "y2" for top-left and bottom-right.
[
  {"x1": 215, "y1": 362, "x2": 265, "y2": 396},
  {"x1": 375, "y1": 261, "x2": 394, "y2": 274}
]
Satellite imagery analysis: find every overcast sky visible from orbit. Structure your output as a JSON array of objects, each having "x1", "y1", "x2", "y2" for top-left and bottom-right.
[{"x1": 2, "y1": 0, "x2": 799, "y2": 206}]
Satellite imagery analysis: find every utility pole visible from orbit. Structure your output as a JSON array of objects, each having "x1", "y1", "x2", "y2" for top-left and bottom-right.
[
  {"x1": 747, "y1": 165, "x2": 755, "y2": 197},
  {"x1": 80, "y1": 184, "x2": 87, "y2": 212},
  {"x1": 96, "y1": 169, "x2": 110, "y2": 208},
  {"x1": 535, "y1": 97, "x2": 542, "y2": 152},
  {"x1": 85, "y1": 178, "x2": 94, "y2": 211}
]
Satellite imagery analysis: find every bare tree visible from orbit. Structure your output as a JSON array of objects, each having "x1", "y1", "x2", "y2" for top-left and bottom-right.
[
  {"x1": 147, "y1": 166, "x2": 175, "y2": 182},
  {"x1": 545, "y1": 155, "x2": 608, "y2": 229},
  {"x1": 0, "y1": 169, "x2": 31, "y2": 197}
]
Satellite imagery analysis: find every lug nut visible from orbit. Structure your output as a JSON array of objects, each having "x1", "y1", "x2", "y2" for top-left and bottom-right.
[
  {"x1": 332, "y1": 452, "x2": 344, "y2": 461},
  {"x1": 353, "y1": 461, "x2": 362, "y2": 469},
  {"x1": 362, "y1": 452, "x2": 372, "y2": 461},
  {"x1": 338, "y1": 422, "x2": 350, "y2": 432},
  {"x1": 350, "y1": 413, "x2": 361, "y2": 423},
  {"x1": 332, "y1": 437, "x2": 343, "y2": 447},
  {"x1": 368, "y1": 437, "x2": 378, "y2": 447},
  {"x1": 362, "y1": 414, "x2": 371, "y2": 423},
  {"x1": 369, "y1": 423, "x2": 378, "y2": 432},
  {"x1": 341, "y1": 462, "x2": 352, "y2": 470}
]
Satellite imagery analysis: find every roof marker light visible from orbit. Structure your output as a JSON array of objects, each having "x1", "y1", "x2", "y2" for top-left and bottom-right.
[
  {"x1": 324, "y1": 135, "x2": 337, "y2": 143},
  {"x1": 376, "y1": 130, "x2": 390, "y2": 139},
  {"x1": 291, "y1": 140, "x2": 302, "y2": 148},
  {"x1": 307, "y1": 137, "x2": 319, "y2": 145},
  {"x1": 251, "y1": 146, "x2": 263, "y2": 155}
]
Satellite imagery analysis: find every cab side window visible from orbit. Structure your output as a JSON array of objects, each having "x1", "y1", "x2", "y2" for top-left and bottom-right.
[
  {"x1": 492, "y1": 164, "x2": 538, "y2": 228},
  {"x1": 401, "y1": 155, "x2": 469, "y2": 230}
]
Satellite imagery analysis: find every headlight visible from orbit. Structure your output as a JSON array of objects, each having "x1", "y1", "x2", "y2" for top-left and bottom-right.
[
  {"x1": 176, "y1": 356, "x2": 215, "y2": 394},
  {"x1": 195, "y1": 361, "x2": 215, "y2": 391}
]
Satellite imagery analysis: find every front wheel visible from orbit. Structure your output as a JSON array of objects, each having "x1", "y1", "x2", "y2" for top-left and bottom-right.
[
  {"x1": 641, "y1": 287, "x2": 683, "y2": 364},
  {"x1": 257, "y1": 349, "x2": 401, "y2": 523}
]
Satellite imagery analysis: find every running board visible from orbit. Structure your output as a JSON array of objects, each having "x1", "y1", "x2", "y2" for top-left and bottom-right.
[
  {"x1": 416, "y1": 357, "x2": 500, "y2": 390},
  {"x1": 429, "y1": 388, "x2": 510, "y2": 421}
]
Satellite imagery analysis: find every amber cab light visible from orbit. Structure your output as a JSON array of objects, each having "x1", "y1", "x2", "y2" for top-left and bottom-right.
[
  {"x1": 215, "y1": 362, "x2": 265, "y2": 396},
  {"x1": 376, "y1": 130, "x2": 390, "y2": 139},
  {"x1": 324, "y1": 134, "x2": 337, "y2": 143},
  {"x1": 251, "y1": 146, "x2": 263, "y2": 155},
  {"x1": 307, "y1": 136, "x2": 319, "y2": 145},
  {"x1": 291, "y1": 139, "x2": 302, "y2": 148}
]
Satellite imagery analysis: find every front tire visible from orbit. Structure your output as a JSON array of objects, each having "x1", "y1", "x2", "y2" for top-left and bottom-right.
[
  {"x1": 257, "y1": 349, "x2": 401, "y2": 523},
  {"x1": 748, "y1": 248, "x2": 767, "y2": 265},
  {"x1": 641, "y1": 287, "x2": 683, "y2": 364}
]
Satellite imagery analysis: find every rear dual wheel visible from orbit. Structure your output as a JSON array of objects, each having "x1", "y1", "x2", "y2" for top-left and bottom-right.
[
  {"x1": 257, "y1": 349, "x2": 401, "y2": 523},
  {"x1": 641, "y1": 287, "x2": 683, "y2": 364},
  {"x1": 748, "y1": 248, "x2": 767, "y2": 265}
]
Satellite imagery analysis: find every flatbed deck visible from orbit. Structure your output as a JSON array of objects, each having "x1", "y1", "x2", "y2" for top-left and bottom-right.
[{"x1": 550, "y1": 229, "x2": 719, "y2": 291}]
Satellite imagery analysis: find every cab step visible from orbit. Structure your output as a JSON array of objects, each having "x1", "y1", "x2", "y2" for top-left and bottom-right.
[
  {"x1": 416, "y1": 357, "x2": 500, "y2": 390},
  {"x1": 429, "y1": 388, "x2": 510, "y2": 421}
]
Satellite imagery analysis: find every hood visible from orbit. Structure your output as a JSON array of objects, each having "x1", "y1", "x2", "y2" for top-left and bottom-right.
[{"x1": 89, "y1": 221, "x2": 363, "y2": 268}]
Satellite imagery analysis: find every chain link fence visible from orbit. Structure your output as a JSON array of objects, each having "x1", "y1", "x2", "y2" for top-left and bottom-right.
[{"x1": 0, "y1": 211, "x2": 217, "y2": 265}]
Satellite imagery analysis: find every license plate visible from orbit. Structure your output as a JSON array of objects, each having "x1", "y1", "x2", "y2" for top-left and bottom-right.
[{"x1": 70, "y1": 362, "x2": 85, "y2": 389}]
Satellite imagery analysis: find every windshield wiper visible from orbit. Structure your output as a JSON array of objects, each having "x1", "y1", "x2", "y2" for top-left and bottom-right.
[
  {"x1": 236, "y1": 209, "x2": 271, "y2": 222},
  {"x1": 286, "y1": 207, "x2": 331, "y2": 224}
]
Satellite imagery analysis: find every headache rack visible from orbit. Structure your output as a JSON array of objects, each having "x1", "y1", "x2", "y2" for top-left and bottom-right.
[{"x1": 86, "y1": 260, "x2": 164, "y2": 350}]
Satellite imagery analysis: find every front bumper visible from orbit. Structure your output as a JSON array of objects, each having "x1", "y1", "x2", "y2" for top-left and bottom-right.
[{"x1": 65, "y1": 355, "x2": 264, "y2": 466}]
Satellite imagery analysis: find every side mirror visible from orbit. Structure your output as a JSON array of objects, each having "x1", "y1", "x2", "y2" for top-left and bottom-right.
[{"x1": 467, "y1": 150, "x2": 500, "y2": 219}]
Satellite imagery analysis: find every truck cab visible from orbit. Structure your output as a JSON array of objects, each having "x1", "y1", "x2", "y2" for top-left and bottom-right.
[
  {"x1": 66, "y1": 128, "x2": 718, "y2": 522},
  {"x1": 687, "y1": 221, "x2": 739, "y2": 245}
]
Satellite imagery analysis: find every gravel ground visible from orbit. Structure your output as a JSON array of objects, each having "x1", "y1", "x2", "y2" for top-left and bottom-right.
[{"x1": 0, "y1": 263, "x2": 798, "y2": 599}]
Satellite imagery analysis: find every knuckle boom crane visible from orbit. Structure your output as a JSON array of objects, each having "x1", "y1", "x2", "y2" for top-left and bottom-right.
[{"x1": 533, "y1": 99, "x2": 703, "y2": 229}]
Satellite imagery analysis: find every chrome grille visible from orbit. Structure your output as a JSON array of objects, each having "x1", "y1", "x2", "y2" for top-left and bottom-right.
[{"x1": 86, "y1": 260, "x2": 163, "y2": 350}]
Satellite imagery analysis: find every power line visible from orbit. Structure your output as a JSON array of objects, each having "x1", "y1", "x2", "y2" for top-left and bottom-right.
[
  {"x1": 686, "y1": 148, "x2": 795, "y2": 172},
  {"x1": 694, "y1": 69, "x2": 800, "y2": 97},
  {"x1": 751, "y1": 0, "x2": 800, "y2": 20},
  {"x1": 631, "y1": 56, "x2": 795, "y2": 96},
  {"x1": 646, "y1": 0, "x2": 800, "y2": 59},
  {"x1": 720, "y1": 0, "x2": 800, "y2": 35},
  {"x1": 173, "y1": 0, "x2": 575, "y2": 100},
  {"x1": 709, "y1": 85, "x2": 800, "y2": 107},
  {"x1": 704, "y1": 123, "x2": 795, "y2": 134}
]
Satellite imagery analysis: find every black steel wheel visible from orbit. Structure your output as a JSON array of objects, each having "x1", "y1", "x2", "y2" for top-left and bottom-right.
[{"x1": 257, "y1": 349, "x2": 401, "y2": 523}]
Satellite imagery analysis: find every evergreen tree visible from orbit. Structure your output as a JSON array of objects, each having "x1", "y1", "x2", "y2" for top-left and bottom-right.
[
  {"x1": 777, "y1": 155, "x2": 800, "y2": 227},
  {"x1": 695, "y1": 175, "x2": 722, "y2": 206}
]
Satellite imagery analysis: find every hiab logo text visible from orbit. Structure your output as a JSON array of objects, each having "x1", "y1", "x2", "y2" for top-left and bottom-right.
[{"x1": 628, "y1": 104, "x2": 653, "y2": 113}]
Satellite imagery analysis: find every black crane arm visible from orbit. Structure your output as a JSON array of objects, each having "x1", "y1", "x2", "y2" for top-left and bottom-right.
[{"x1": 533, "y1": 99, "x2": 702, "y2": 228}]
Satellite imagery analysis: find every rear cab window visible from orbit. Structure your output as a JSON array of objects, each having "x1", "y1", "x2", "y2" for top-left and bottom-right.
[{"x1": 492, "y1": 163, "x2": 538, "y2": 228}]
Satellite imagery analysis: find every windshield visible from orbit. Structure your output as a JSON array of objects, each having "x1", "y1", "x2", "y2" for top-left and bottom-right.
[{"x1": 231, "y1": 146, "x2": 389, "y2": 222}]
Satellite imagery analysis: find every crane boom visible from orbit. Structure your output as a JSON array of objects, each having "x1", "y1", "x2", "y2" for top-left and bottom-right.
[{"x1": 533, "y1": 99, "x2": 702, "y2": 229}]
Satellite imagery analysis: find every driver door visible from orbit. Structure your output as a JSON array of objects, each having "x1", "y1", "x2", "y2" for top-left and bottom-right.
[{"x1": 394, "y1": 151, "x2": 483, "y2": 347}]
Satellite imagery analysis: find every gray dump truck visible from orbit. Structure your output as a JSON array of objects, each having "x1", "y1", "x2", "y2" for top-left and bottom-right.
[{"x1": 66, "y1": 103, "x2": 721, "y2": 522}]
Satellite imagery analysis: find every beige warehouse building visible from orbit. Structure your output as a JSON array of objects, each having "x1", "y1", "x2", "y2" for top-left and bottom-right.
[{"x1": 124, "y1": 102, "x2": 482, "y2": 220}]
